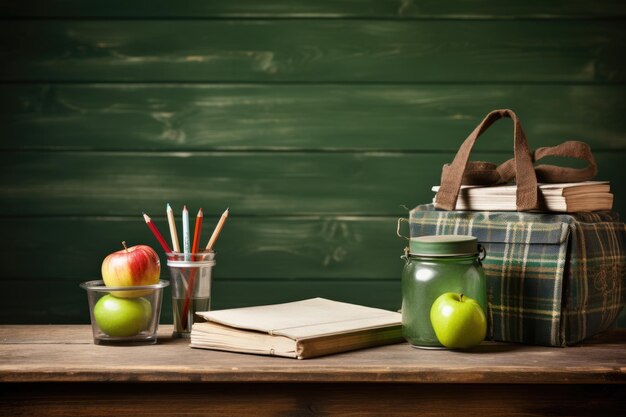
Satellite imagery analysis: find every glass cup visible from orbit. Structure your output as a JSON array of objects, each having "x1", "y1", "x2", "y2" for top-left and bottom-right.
[
  {"x1": 167, "y1": 251, "x2": 216, "y2": 337},
  {"x1": 80, "y1": 280, "x2": 169, "y2": 345}
]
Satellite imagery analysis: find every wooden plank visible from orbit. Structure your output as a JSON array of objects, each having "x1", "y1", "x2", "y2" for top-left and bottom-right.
[
  {"x1": 1, "y1": 383, "x2": 624, "y2": 417},
  {"x1": 0, "y1": 151, "x2": 446, "y2": 216},
  {"x1": 1, "y1": 20, "x2": 624, "y2": 82},
  {"x1": 2, "y1": 0, "x2": 625, "y2": 18},
  {"x1": 0, "y1": 217, "x2": 404, "y2": 281},
  {"x1": 3, "y1": 84, "x2": 626, "y2": 151},
  {"x1": 0, "y1": 325, "x2": 624, "y2": 383},
  {"x1": 1, "y1": 151, "x2": 624, "y2": 216},
  {"x1": 0, "y1": 279, "x2": 402, "y2": 324},
  {"x1": 0, "y1": 325, "x2": 111, "y2": 344}
]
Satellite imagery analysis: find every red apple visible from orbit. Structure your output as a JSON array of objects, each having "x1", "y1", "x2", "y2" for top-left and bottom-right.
[{"x1": 101, "y1": 242, "x2": 160, "y2": 298}]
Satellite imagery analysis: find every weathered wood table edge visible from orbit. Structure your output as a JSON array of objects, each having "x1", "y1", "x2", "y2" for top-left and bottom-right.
[{"x1": 1, "y1": 325, "x2": 625, "y2": 384}]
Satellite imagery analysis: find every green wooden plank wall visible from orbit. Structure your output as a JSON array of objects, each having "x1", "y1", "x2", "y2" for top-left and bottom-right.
[{"x1": 1, "y1": 1, "x2": 625, "y2": 327}]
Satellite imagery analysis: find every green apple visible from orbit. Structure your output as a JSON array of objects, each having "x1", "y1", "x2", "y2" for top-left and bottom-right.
[
  {"x1": 430, "y1": 292, "x2": 487, "y2": 349},
  {"x1": 94, "y1": 295, "x2": 152, "y2": 337}
]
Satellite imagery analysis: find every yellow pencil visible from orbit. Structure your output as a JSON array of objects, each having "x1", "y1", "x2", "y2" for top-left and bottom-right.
[
  {"x1": 205, "y1": 208, "x2": 229, "y2": 251},
  {"x1": 166, "y1": 203, "x2": 181, "y2": 253}
]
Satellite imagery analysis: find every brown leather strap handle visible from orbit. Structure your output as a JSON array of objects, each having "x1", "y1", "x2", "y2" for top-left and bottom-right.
[
  {"x1": 533, "y1": 141, "x2": 597, "y2": 182},
  {"x1": 434, "y1": 109, "x2": 539, "y2": 211},
  {"x1": 495, "y1": 140, "x2": 597, "y2": 183}
]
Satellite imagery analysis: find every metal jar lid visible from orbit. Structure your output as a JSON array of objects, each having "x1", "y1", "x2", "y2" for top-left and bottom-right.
[{"x1": 409, "y1": 235, "x2": 479, "y2": 257}]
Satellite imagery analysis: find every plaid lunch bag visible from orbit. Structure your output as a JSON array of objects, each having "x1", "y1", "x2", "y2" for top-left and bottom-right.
[{"x1": 409, "y1": 109, "x2": 626, "y2": 346}]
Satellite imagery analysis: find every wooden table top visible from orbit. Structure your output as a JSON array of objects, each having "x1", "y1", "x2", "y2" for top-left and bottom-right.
[{"x1": 1, "y1": 325, "x2": 625, "y2": 384}]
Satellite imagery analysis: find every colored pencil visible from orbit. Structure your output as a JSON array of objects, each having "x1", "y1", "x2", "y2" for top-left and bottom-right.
[
  {"x1": 142, "y1": 212, "x2": 172, "y2": 253},
  {"x1": 182, "y1": 205, "x2": 190, "y2": 261},
  {"x1": 180, "y1": 208, "x2": 204, "y2": 329},
  {"x1": 191, "y1": 208, "x2": 204, "y2": 255},
  {"x1": 205, "y1": 208, "x2": 230, "y2": 251},
  {"x1": 166, "y1": 203, "x2": 181, "y2": 253}
]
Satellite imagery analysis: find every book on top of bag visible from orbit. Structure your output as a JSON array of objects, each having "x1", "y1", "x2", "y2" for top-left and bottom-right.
[{"x1": 432, "y1": 181, "x2": 613, "y2": 212}]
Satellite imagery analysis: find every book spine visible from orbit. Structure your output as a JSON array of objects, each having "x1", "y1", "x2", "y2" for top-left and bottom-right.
[{"x1": 296, "y1": 326, "x2": 404, "y2": 359}]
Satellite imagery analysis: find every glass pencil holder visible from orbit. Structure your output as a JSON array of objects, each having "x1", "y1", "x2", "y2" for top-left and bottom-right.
[
  {"x1": 80, "y1": 280, "x2": 169, "y2": 345},
  {"x1": 167, "y1": 251, "x2": 216, "y2": 338}
]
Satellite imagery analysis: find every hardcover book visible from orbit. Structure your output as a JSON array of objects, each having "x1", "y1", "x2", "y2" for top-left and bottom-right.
[{"x1": 191, "y1": 298, "x2": 403, "y2": 359}]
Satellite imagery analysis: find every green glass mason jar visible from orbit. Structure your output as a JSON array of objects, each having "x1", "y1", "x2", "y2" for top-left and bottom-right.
[{"x1": 401, "y1": 235, "x2": 486, "y2": 349}]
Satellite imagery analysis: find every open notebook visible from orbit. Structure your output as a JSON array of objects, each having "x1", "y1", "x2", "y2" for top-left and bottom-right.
[{"x1": 191, "y1": 298, "x2": 403, "y2": 359}]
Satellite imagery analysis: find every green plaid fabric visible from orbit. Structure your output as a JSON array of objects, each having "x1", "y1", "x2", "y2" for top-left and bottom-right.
[{"x1": 409, "y1": 204, "x2": 626, "y2": 346}]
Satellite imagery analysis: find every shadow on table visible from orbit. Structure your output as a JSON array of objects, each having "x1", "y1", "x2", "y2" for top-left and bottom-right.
[{"x1": 453, "y1": 342, "x2": 524, "y2": 354}]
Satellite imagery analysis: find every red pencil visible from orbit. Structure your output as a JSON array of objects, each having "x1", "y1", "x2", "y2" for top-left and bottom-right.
[
  {"x1": 142, "y1": 212, "x2": 172, "y2": 254},
  {"x1": 191, "y1": 208, "x2": 203, "y2": 256}
]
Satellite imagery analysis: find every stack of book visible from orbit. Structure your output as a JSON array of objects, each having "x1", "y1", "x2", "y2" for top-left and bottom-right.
[{"x1": 432, "y1": 181, "x2": 613, "y2": 213}]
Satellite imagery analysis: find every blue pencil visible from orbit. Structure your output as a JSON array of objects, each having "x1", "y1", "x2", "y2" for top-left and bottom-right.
[{"x1": 182, "y1": 205, "x2": 190, "y2": 261}]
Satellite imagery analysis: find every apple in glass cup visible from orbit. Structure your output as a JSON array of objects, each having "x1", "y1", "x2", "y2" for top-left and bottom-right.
[
  {"x1": 94, "y1": 294, "x2": 152, "y2": 337},
  {"x1": 101, "y1": 241, "x2": 160, "y2": 297}
]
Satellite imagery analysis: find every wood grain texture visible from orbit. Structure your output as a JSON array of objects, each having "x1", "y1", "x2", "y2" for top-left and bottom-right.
[
  {"x1": 1, "y1": 20, "x2": 624, "y2": 82},
  {"x1": 1, "y1": 383, "x2": 624, "y2": 417},
  {"x1": 3, "y1": 84, "x2": 626, "y2": 151},
  {"x1": 0, "y1": 325, "x2": 625, "y2": 383},
  {"x1": 2, "y1": 151, "x2": 623, "y2": 217},
  {"x1": 1, "y1": 326, "x2": 624, "y2": 414},
  {"x1": 0, "y1": 152, "x2": 447, "y2": 216},
  {"x1": 2, "y1": 0, "x2": 625, "y2": 18},
  {"x1": 1, "y1": 217, "x2": 404, "y2": 281}
]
